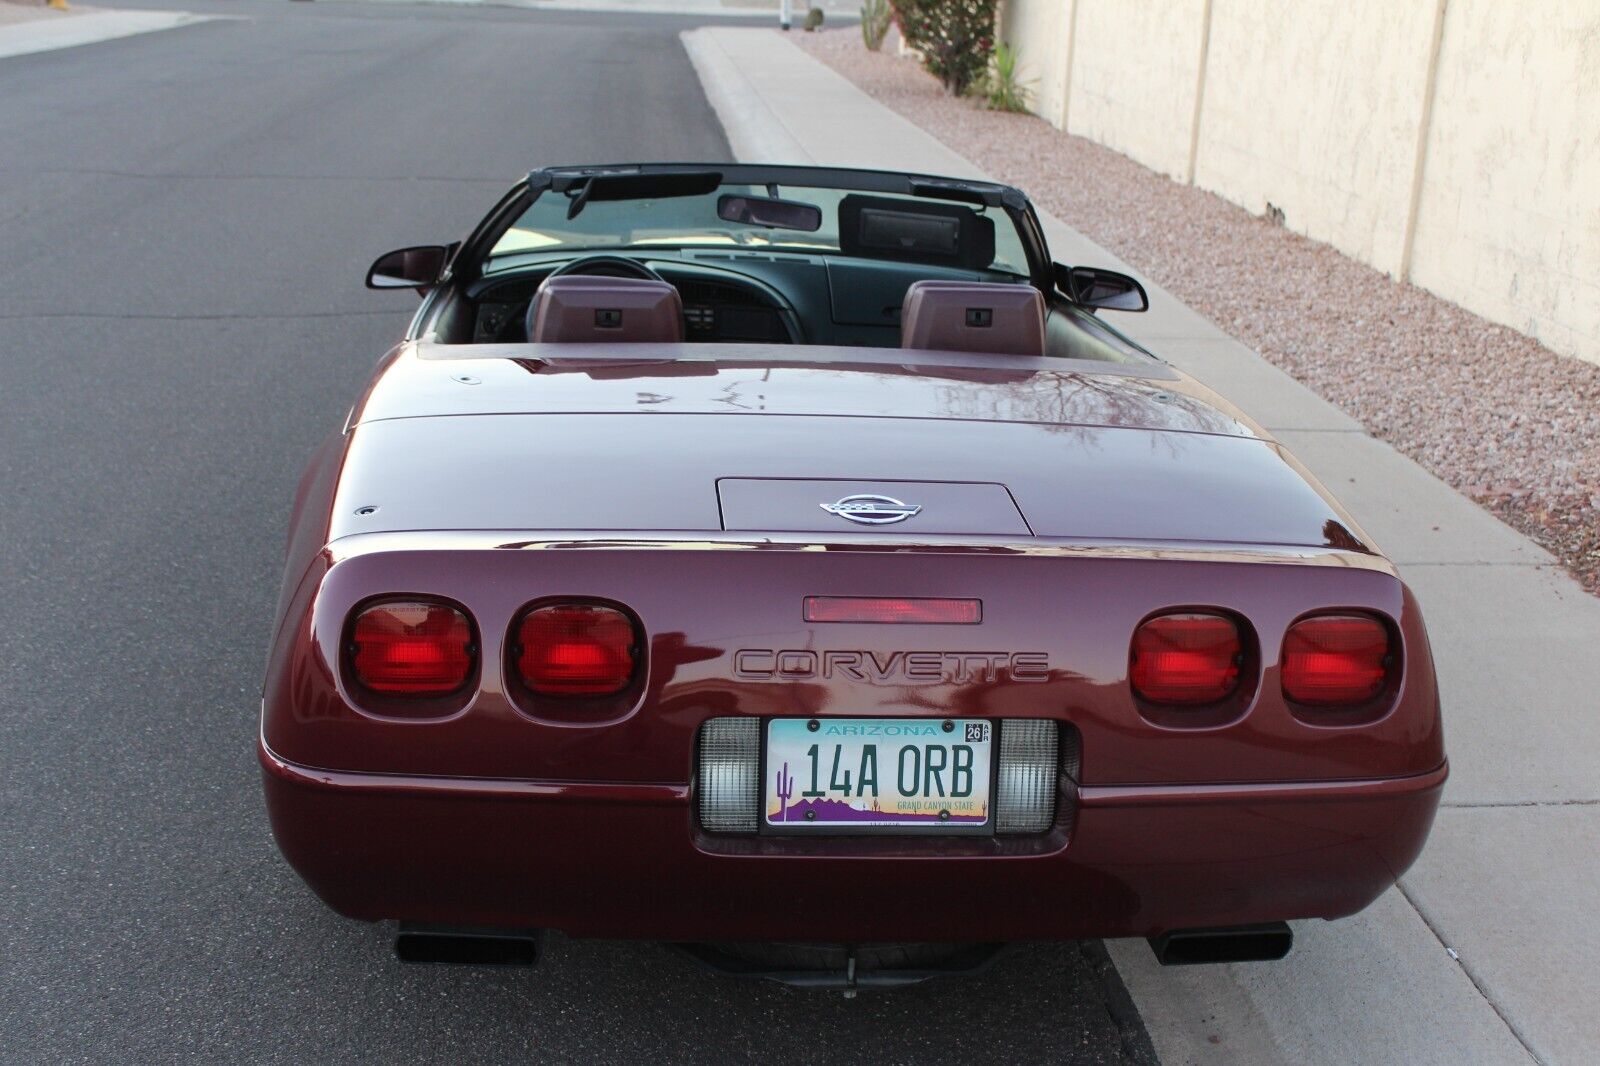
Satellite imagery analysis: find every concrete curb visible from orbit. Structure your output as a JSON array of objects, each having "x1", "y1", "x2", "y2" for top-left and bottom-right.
[
  {"x1": 682, "y1": 28, "x2": 811, "y2": 163},
  {"x1": 0, "y1": 9, "x2": 213, "y2": 60}
]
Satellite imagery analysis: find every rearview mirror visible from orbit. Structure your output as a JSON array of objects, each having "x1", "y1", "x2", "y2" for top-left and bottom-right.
[
  {"x1": 717, "y1": 194, "x2": 823, "y2": 232},
  {"x1": 1056, "y1": 264, "x2": 1149, "y2": 312},
  {"x1": 366, "y1": 245, "x2": 449, "y2": 291}
]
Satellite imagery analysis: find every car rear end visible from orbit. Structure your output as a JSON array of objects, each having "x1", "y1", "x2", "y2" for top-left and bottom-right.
[
  {"x1": 260, "y1": 347, "x2": 1445, "y2": 968},
  {"x1": 262, "y1": 535, "x2": 1443, "y2": 942}
]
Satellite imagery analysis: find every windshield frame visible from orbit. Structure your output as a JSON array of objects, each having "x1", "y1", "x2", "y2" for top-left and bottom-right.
[{"x1": 451, "y1": 163, "x2": 1053, "y2": 292}]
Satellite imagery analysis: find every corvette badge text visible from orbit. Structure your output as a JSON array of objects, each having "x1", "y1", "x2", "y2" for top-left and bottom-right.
[{"x1": 734, "y1": 649, "x2": 1050, "y2": 684}]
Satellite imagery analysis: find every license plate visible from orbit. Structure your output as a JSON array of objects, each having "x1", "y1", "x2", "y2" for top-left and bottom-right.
[{"x1": 763, "y1": 718, "x2": 993, "y2": 833}]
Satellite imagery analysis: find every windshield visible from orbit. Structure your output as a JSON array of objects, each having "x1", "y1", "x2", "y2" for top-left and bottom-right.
[{"x1": 488, "y1": 183, "x2": 1031, "y2": 275}]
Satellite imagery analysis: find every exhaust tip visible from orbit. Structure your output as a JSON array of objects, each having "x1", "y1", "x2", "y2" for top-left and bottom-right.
[
  {"x1": 1147, "y1": 923, "x2": 1293, "y2": 966},
  {"x1": 395, "y1": 924, "x2": 543, "y2": 966}
]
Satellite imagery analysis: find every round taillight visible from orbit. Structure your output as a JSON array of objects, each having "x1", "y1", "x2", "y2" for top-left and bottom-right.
[
  {"x1": 349, "y1": 600, "x2": 474, "y2": 696},
  {"x1": 1130, "y1": 612, "x2": 1243, "y2": 705},
  {"x1": 515, "y1": 603, "x2": 638, "y2": 696},
  {"x1": 1282, "y1": 614, "x2": 1391, "y2": 705}
]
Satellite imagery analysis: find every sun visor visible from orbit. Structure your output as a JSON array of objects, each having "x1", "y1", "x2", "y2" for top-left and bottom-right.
[{"x1": 838, "y1": 195, "x2": 995, "y2": 271}]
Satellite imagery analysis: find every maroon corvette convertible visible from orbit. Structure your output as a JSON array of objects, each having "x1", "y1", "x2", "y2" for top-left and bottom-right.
[{"x1": 261, "y1": 164, "x2": 1445, "y2": 986}]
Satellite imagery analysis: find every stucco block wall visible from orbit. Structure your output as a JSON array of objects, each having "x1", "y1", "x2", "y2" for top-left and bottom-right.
[
  {"x1": 997, "y1": 0, "x2": 1600, "y2": 366},
  {"x1": 1191, "y1": 0, "x2": 1439, "y2": 275},
  {"x1": 1407, "y1": 1, "x2": 1600, "y2": 364},
  {"x1": 1062, "y1": 0, "x2": 1207, "y2": 182},
  {"x1": 996, "y1": 0, "x2": 1069, "y2": 135}
]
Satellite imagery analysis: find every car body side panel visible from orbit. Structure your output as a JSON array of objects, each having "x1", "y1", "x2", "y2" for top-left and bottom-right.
[{"x1": 271, "y1": 431, "x2": 344, "y2": 635}]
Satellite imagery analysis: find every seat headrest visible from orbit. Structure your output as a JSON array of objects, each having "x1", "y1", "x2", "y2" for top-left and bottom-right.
[
  {"x1": 527, "y1": 275, "x2": 684, "y2": 344},
  {"x1": 899, "y1": 280, "x2": 1045, "y2": 357}
]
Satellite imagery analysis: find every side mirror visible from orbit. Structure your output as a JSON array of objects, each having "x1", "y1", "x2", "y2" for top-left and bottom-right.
[
  {"x1": 366, "y1": 245, "x2": 449, "y2": 291},
  {"x1": 1056, "y1": 263, "x2": 1149, "y2": 312}
]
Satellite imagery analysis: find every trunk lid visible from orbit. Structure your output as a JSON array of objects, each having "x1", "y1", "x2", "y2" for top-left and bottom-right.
[
  {"x1": 330, "y1": 345, "x2": 1368, "y2": 552},
  {"x1": 333, "y1": 421, "x2": 1363, "y2": 552}
]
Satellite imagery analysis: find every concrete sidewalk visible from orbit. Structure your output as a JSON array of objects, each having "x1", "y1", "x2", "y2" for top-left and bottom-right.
[
  {"x1": 519, "y1": 0, "x2": 856, "y2": 13},
  {"x1": 684, "y1": 26, "x2": 1600, "y2": 1066},
  {"x1": 347, "y1": 0, "x2": 859, "y2": 16},
  {"x1": 0, "y1": 7, "x2": 209, "y2": 59}
]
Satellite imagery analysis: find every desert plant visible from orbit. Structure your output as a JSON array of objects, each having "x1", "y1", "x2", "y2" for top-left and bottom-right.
[
  {"x1": 774, "y1": 762, "x2": 794, "y2": 821},
  {"x1": 892, "y1": 0, "x2": 998, "y2": 96},
  {"x1": 804, "y1": 6, "x2": 824, "y2": 31},
  {"x1": 861, "y1": 0, "x2": 893, "y2": 51},
  {"x1": 982, "y1": 41, "x2": 1032, "y2": 112}
]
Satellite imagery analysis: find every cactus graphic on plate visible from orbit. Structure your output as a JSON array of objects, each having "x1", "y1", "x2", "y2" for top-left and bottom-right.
[{"x1": 775, "y1": 761, "x2": 794, "y2": 821}]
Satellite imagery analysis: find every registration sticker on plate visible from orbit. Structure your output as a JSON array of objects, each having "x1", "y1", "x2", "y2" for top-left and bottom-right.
[{"x1": 763, "y1": 718, "x2": 992, "y2": 832}]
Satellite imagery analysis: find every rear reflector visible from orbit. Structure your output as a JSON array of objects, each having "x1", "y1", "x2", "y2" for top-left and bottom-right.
[
  {"x1": 515, "y1": 603, "x2": 637, "y2": 696},
  {"x1": 995, "y1": 720, "x2": 1060, "y2": 833},
  {"x1": 349, "y1": 601, "x2": 474, "y2": 696},
  {"x1": 699, "y1": 717, "x2": 761, "y2": 833},
  {"x1": 803, "y1": 596, "x2": 981, "y2": 624},
  {"x1": 1130, "y1": 612, "x2": 1243, "y2": 705},
  {"x1": 1282, "y1": 614, "x2": 1390, "y2": 705}
]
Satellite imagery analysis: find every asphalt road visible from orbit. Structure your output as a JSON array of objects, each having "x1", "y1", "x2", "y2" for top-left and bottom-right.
[{"x1": 0, "y1": 4, "x2": 1154, "y2": 1062}]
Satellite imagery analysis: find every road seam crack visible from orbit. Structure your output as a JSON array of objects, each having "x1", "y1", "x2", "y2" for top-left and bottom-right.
[
  {"x1": 1395, "y1": 881, "x2": 1546, "y2": 1064},
  {"x1": 1441, "y1": 799, "x2": 1599, "y2": 808}
]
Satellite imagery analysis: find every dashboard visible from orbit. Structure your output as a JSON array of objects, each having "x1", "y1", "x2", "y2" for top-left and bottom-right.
[
  {"x1": 468, "y1": 260, "x2": 798, "y2": 345},
  {"x1": 458, "y1": 249, "x2": 1035, "y2": 350},
  {"x1": 437, "y1": 250, "x2": 1154, "y2": 366},
  {"x1": 445, "y1": 250, "x2": 1157, "y2": 367}
]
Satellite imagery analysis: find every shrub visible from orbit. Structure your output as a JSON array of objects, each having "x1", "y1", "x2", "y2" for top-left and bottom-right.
[
  {"x1": 892, "y1": 0, "x2": 998, "y2": 96},
  {"x1": 982, "y1": 41, "x2": 1032, "y2": 112},
  {"x1": 804, "y1": 6, "x2": 824, "y2": 31},
  {"x1": 861, "y1": 0, "x2": 893, "y2": 51}
]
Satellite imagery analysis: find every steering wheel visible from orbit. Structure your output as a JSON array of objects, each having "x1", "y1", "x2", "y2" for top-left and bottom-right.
[{"x1": 546, "y1": 254, "x2": 666, "y2": 283}]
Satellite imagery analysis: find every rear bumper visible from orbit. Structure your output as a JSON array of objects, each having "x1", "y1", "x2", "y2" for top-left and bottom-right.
[{"x1": 260, "y1": 738, "x2": 1445, "y2": 942}]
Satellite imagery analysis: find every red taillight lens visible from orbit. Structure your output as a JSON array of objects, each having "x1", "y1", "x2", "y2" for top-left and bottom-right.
[
  {"x1": 804, "y1": 596, "x2": 982, "y2": 624},
  {"x1": 1130, "y1": 612, "x2": 1243, "y2": 704},
  {"x1": 516, "y1": 604, "x2": 637, "y2": 696},
  {"x1": 349, "y1": 601, "x2": 474, "y2": 696},
  {"x1": 1282, "y1": 614, "x2": 1391, "y2": 705}
]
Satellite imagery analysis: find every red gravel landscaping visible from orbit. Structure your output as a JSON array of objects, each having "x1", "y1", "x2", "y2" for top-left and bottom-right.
[{"x1": 796, "y1": 28, "x2": 1600, "y2": 595}]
